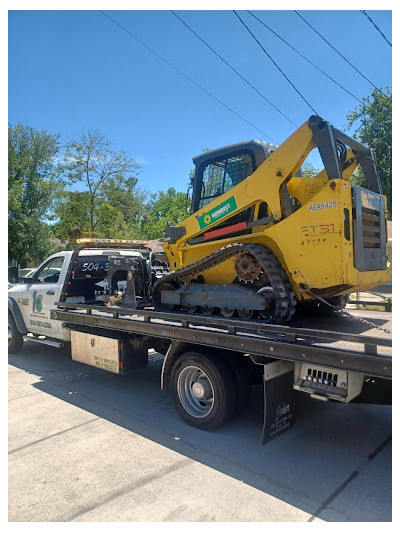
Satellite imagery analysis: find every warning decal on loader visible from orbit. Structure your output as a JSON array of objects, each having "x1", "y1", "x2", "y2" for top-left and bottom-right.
[{"x1": 197, "y1": 196, "x2": 238, "y2": 230}]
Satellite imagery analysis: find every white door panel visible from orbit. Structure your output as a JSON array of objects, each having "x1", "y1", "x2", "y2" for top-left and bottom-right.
[{"x1": 19, "y1": 256, "x2": 66, "y2": 337}]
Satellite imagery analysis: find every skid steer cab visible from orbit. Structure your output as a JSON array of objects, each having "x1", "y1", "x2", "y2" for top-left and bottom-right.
[{"x1": 157, "y1": 115, "x2": 390, "y2": 324}]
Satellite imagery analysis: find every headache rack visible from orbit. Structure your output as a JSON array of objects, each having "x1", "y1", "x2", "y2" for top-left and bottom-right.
[{"x1": 59, "y1": 239, "x2": 160, "y2": 302}]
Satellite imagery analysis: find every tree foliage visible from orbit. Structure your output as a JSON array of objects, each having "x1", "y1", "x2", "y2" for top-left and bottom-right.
[
  {"x1": 53, "y1": 191, "x2": 92, "y2": 245},
  {"x1": 300, "y1": 162, "x2": 320, "y2": 177},
  {"x1": 141, "y1": 188, "x2": 188, "y2": 239},
  {"x1": 8, "y1": 124, "x2": 61, "y2": 265},
  {"x1": 346, "y1": 88, "x2": 392, "y2": 217},
  {"x1": 55, "y1": 129, "x2": 145, "y2": 243}
]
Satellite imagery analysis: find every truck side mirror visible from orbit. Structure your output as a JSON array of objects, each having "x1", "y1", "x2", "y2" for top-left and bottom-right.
[{"x1": 8, "y1": 266, "x2": 18, "y2": 284}]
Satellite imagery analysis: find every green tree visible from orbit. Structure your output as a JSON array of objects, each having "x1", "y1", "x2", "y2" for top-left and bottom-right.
[
  {"x1": 56, "y1": 129, "x2": 144, "y2": 242},
  {"x1": 8, "y1": 124, "x2": 61, "y2": 266},
  {"x1": 346, "y1": 88, "x2": 392, "y2": 217},
  {"x1": 101, "y1": 174, "x2": 147, "y2": 235},
  {"x1": 53, "y1": 191, "x2": 92, "y2": 245},
  {"x1": 141, "y1": 188, "x2": 188, "y2": 239},
  {"x1": 300, "y1": 162, "x2": 319, "y2": 177}
]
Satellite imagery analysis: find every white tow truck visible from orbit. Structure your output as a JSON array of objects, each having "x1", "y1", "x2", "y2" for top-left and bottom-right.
[
  {"x1": 8, "y1": 239, "x2": 392, "y2": 443},
  {"x1": 8, "y1": 242, "x2": 150, "y2": 350}
]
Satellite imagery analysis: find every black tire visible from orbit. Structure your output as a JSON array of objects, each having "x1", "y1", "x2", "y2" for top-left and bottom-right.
[
  {"x1": 8, "y1": 312, "x2": 23, "y2": 354},
  {"x1": 170, "y1": 351, "x2": 236, "y2": 430}
]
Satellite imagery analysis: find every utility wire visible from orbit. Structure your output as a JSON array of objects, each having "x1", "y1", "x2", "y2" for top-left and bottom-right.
[
  {"x1": 170, "y1": 10, "x2": 298, "y2": 127},
  {"x1": 294, "y1": 10, "x2": 387, "y2": 98},
  {"x1": 233, "y1": 10, "x2": 318, "y2": 116},
  {"x1": 247, "y1": 10, "x2": 365, "y2": 106},
  {"x1": 360, "y1": 10, "x2": 392, "y2": 48},
  {"x1": 99, "y1": 10, "x2": 278, "y2": 143}
]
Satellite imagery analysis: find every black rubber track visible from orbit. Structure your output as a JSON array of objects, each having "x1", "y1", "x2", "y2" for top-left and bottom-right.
[{"x1": 152, "y1": 243, "x2": 296, "y2": 324}]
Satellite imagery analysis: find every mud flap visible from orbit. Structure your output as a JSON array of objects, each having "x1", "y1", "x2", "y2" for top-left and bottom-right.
[{"x1": 262, "y1": 360, "x2": 295, "y2": 444}]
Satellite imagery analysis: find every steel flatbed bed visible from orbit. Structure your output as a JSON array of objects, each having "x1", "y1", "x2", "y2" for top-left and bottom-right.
[{"x1": 52, "y1": 303, "x2": 392, "y2": 380}]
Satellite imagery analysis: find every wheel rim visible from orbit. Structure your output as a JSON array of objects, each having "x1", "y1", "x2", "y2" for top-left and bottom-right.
[
  {"x1": 177, "y1": 365, "x2": 215, "y2": 418},
  {"x1": 201, "y1": 306, "x2": 215, "y2": 315},
  {"x1": 8, "y1": 321, "x2": 12, "y2": 347},
  {"x1": 185, "y1": 306, "x2": 197, "y2": 314}
]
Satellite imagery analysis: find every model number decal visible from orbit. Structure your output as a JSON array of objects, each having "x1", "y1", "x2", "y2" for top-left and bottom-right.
[
  {"x1": 300, "y1": 238, "x2": 327, "y2": 246},
  {"x1": 301, "y1": 224, "x2": 335, "y2": 236},
  {"x1": 309, "y1": 201, "x2": 337, "y2": 211}
]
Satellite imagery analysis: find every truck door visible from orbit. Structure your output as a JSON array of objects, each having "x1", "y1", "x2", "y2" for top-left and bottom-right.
[{"x1": 19, "y1": 255, "x2": 67, "y2": 338}]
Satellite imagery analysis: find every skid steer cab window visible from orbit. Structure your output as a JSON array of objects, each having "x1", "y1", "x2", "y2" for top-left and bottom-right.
[{"x1": 199, "y1": 152, "x2": 255, "y2": 210}]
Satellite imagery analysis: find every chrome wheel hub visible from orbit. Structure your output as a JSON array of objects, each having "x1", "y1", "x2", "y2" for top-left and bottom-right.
[{"x1": 177, "y1": 365, "x2": 215, "y2": 418}]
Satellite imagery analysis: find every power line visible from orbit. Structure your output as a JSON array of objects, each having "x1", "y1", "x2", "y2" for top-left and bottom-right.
[
  {"x1": 294, "y1": 10, "x2": 387, "y2": 98},
  {"x1": 233, "y1": 10, "x2": 318, "y2": 116},
  {"x1": 247, "y1": 11, "x2": 365, "y2": 106},
  {"x1": 360, "y1": 10, "x2": 392, "y2": 48},
  {"x1": 99, "y1": 10, "x2": 279, "y2": 143},
  {"x1": 170, "y1": 10, "x2": 298, "y2": 127}
]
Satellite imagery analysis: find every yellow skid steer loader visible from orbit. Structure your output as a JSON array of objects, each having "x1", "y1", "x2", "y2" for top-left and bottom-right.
[{"x1": 153, "y1": 115, "x2": 390, "y2": 323}]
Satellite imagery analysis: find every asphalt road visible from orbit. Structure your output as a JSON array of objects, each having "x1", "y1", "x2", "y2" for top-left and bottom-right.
[{"x1": 8, "y1": 311, "x2": 392, "y2": 522}]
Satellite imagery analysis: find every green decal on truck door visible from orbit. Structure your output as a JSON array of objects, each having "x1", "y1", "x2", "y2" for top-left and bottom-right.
[{"x1": 197, "y1": 196, "x2": 238, "y2": 230}]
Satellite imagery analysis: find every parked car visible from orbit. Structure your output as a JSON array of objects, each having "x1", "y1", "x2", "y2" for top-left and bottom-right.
[{"x1": 17, "y1": 268, "x2": 37, "y2": 279}]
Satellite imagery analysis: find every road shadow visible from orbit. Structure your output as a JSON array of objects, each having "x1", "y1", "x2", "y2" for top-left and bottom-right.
[{"x1": 9, "y1": 341, "x2": 392, "y2": 521}]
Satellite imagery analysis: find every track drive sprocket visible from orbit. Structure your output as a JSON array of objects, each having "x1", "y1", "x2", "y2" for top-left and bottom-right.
[
  {"x1": 234, "y1": 251, "x2": 262, "y2": 283},
  {"x1": 152, "y1": 243, "x2": 296, "y2": 324}
]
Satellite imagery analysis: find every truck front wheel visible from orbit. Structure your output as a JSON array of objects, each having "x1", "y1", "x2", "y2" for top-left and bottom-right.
[
  {"x1": 8, "y1": 312, "x2": 23, "y2": 353},
  {"x1": 170, "y1": 351, "x2": 236, "y2": 430}
]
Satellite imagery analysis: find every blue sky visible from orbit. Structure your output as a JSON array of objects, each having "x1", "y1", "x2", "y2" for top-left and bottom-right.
[{"x1": 8, "y1": 9, "x2": 392, "y2": 195}]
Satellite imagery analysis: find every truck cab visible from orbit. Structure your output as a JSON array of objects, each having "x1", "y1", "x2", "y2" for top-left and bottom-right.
[
  {"x1": 8, "y1": 251, "x2": 73, "y2": 341},
  {"x1": 8, "y1": 239, "x2": 158, "y2": 349}
]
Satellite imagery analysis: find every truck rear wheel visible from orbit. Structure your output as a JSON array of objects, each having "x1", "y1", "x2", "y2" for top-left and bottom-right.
[
  {"x1": 8, "y1": 312, "x2": 23, "y2": 354},
  {"x1": 170, "y1": 351, "x2": 236, "y2": 430}
]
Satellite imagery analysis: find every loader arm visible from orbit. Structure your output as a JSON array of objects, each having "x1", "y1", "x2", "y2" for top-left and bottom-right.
[
  {"x1": 287, "y1": 148, "x2": 358, "y2": 205},
  {"x1": 164, "y1": 116, "x2": 381, "y2": 252},
  {"x1": 167, "y1": 119, "x2": 316, "y2": 248}
]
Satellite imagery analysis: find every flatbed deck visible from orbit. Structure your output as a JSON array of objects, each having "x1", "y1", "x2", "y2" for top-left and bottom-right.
[{"x1": 52, "y1": 304, "x2": 392, "y2": 379}]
